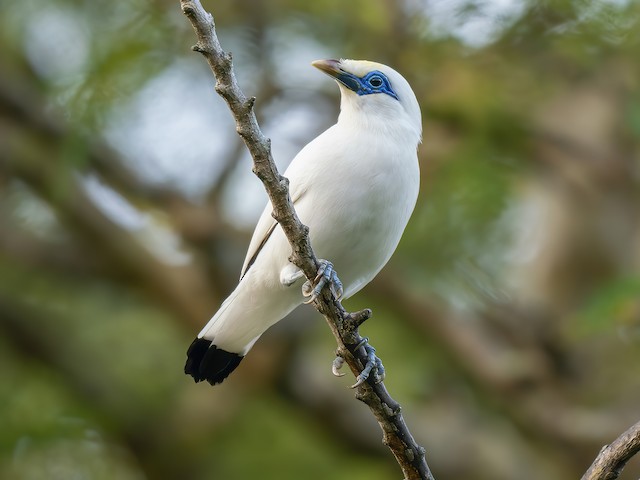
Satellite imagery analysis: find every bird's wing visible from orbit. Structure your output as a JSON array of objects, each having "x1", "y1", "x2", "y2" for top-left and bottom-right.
[
  {"x1": 239, "y1": 186, "x2": 306, "y2": 280},
  {"x1": 239, "y1": 126, "x2": 336, "y2": 280}
]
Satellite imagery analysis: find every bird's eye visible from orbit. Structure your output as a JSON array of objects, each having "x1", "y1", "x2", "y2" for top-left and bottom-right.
[{"x1": 369, "y1": 76, "x2": 383, "y2": 88}]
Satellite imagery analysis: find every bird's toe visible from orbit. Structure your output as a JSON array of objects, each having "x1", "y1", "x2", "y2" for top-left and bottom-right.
[
  {"x1": 332, "y1": 355, "x2": 346, "y2": 377},
  {"x1": 302, "y1": 259, "x2": 342, "y2": 303},
  {"x1": 350, "y1": 338, "x2": 385, "y2": 388}
]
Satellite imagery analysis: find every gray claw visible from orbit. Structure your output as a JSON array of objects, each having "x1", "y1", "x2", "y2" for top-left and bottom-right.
[
  {"x1": 332, "y1": 356, "x2": 346, "y2": 377},
  {"x1": 302, "y1": 260, "x2": 343, "y2": 304},
  {"x1": 351, "y1": 375, "x2": 367, "y2": 389}
]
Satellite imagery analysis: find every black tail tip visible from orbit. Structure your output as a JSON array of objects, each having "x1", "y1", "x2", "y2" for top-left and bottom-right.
[{"x1": 184, "y1": 338, "x2": 243, "y2": 385}]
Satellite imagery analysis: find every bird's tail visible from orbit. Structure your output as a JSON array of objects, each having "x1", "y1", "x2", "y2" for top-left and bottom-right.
[
  {"x1": 184, "y1": 337, "x2": 243, "y2": 385},
  {"x1": 184, "y1": 286, "x2": 247, "y2": 385},
  {"x1": 184, "y1": 269, "x2": 301, "y2": 385}
]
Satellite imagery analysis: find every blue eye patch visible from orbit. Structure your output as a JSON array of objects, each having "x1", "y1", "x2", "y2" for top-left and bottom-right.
[
  {"x1": 357, "y1": 71, "x2": 399, "y2": 100},
  {"x1": 334, "y1": 69, "x2": 399, "y2": 100}
]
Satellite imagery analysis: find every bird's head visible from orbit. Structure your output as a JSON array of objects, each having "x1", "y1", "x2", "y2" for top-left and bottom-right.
[{"x1": 312, "y1": 58, "x2": 422, "y2": 142}]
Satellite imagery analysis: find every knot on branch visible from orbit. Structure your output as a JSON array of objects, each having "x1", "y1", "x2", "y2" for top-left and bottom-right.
[
  {"x1": 181, "y1": 2, "x2": 195, "y2": 16},
  {"x1": 192, "y1": 43, "x2": 208, "y2": 54},
  {"x1": 354, "y1": 388, "x2": 371, "y2": 403},
  {"x1": 405, "y1": 448, "x2": 415, "y2": 462},
  {"x1": 279, "y1": 175, "x2": 289, "y2": 190},
  {"x1": 244, "y1": 96, "x2": 256, "y2": 112},
  {"x1": 382, "y1": 402, "x2": 401, "y2": 417},
  {"x1": 346, "y1": 309, "x2": 372, "y2": 330},
  {"x1": 214, "y1": 81, "x2": 230, "y2": 96}
]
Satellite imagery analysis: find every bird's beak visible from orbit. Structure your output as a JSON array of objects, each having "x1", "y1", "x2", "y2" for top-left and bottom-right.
[{"x1": 311, "y1": 59, "x2": 361, "y2": 93}]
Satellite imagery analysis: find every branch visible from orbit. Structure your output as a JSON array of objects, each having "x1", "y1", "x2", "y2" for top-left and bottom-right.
[
  {"x1": 582, "y1": 420, "x2": 640, "y2": 480},
  {"x1": 179, "y1": 1, "x2": 435, "y2": 478}
]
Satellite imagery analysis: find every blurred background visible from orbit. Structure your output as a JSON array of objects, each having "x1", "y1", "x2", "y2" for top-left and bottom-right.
[{"x1": 1, "y1": 0, "x2": 639, "y2": 478}]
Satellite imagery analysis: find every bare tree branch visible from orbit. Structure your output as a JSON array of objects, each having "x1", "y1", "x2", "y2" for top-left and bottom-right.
[
  {"x1": 581, "y1": 420, "x2": 640, "y2": 480},
  {"x1": 179, "y1": 1, "x2": 435, "y2": 478}
]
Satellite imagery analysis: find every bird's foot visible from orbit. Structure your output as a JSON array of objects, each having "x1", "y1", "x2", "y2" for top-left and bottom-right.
[
  {"x1": 332, "y1": 337, "x2": 386, "y2": 388},
  {"x1": 302, "y1": 259, "x2": 343, "y2": 304},
  {"x1": 350, "y1": 337, "x2": 385, "y2": 388}
]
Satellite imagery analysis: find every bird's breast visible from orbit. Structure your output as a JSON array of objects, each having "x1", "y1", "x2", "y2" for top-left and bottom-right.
[{"x1": 296, "y1": 128, "x2": 420, "y2": 295}]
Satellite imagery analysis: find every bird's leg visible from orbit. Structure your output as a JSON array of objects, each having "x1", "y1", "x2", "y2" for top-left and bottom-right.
[
  {"x1": 280, "y1": 264, "x2": 305, "y2": 287},
  {"x1": 302, "y1": 259, "x2": 343, "y2": 304}
]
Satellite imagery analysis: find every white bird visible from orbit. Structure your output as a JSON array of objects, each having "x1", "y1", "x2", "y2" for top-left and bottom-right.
[{"x1": 185, "y1": 59, "x2": 422, "y2": 385}]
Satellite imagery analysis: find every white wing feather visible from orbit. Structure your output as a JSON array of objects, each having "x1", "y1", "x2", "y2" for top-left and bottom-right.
[{"x1": 239, "y1": 186, "x2": 306, "y2": 280}]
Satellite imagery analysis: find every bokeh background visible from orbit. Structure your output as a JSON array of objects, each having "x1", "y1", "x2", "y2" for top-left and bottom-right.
[{"x1": 1, "y1": 0, "x2": 639, "y2": 478}]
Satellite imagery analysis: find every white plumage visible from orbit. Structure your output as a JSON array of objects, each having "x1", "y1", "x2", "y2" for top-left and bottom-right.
[{"x1": 185, "y1": 59, "x2": 422, "y2": 385}]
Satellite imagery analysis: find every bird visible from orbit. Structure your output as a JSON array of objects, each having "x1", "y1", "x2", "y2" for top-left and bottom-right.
[{"x1": 185, "y1": 58, "x2": 422, "y2": 385}]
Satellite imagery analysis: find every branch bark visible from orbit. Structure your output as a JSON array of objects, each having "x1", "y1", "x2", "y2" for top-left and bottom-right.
[
  {"x1": 179, "y1": 1, "x2": 435, "y2": 478},
  {"x1": 581, "y1": 420, "x2": 640, "y2": 480}
]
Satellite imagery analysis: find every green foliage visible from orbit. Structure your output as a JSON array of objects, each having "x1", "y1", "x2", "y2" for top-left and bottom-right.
[
  {"x1": 0, "y1": 337, "x2": 145, "y2": 480},
  {"x1": 213, "y1": 395, "x2": 396, "y2": 480},
  {"x1": 573, "y1": 276, "x2": 640, "y2": 336}
]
